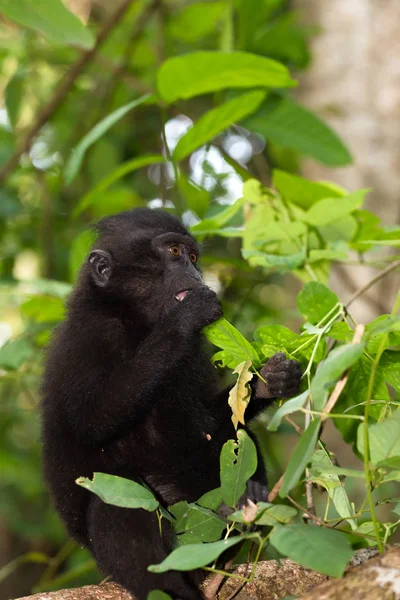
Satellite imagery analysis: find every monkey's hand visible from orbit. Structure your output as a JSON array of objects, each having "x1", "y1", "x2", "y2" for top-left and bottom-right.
[
  {"x1": 174, "y1": 286, "x2": 222, "y2": 335},
  {"x1": 254, "y1": 352, "x2": 302, "y2": 400}
]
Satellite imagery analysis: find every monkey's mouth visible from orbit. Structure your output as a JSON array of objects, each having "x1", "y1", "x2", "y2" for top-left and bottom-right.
[{"x1": 175, "y1": 290, "x2": 189, "y2": 302}]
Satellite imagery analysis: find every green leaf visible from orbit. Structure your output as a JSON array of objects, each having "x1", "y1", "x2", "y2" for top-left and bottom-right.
[
  {"x1": 268, "y1": 391, "x2": 309, "y2": 432},
  {"x1": 21, "y1": 296, "x2": 65, "y2": 323},
  {"x1": 303, "y1": 189, "x2": 368, "y2": 227},
  {"x1": 5, "y1": 71, "x2": 24, "y2": 128},
  {"x1": 270, "y1": 524, "x2": 353, "y2": 577},
  {"x1": 191, "y1": 197, "x2": 246, "y2": 235},
  {"x1": 220, "y1": 430, "x2": 258, "y2": 507},
  {"x1": 168, "y1": 2, "x2": 226, "y2": 42},
  {"x1": 65, "y1": 94, "x2": 152, "y2": 184},
  {"x1": 244, "y1": 96, "x2": 352, "y2": 166},
  {"x1": 0, "y1": 0, "x2": 95, "y2": 49},
  {"x1": 309, "y1": 449, "x2": 357, "y2": 530},
  {"x1": 204, "y1": 318, "x2": 260, "y2": 366},
  {"x1": 197, "y1": 488, "x2": 223, "y2": 511},
  {"x1": 311, "y1": 343, "x2": 365, "y2": 411},
  {"x1": 73, "y1": 155, "x2": 164, "y2": 217},
  {"x1": 357, "y1": 413, "x2": 400, "y2": 465},
  {"x1": 0, "y1": 338, "x2": 34, "y2": 370},
  {"x1": 242, "y1": 249, "x2": 305, "y2": 271},
  {"x1": 76, "y1": 473, "x2": 159, "y2": 511},
  {"x1": 169, "y1": 501, "x2": 190, "y2": 534},
  {"x1": 376, "y1": 456, "x2": 400, "y2": 470},
  {"x1": 297, "y1": 282, "x2": 339, "y2": 325},
  {"x1": 147, "y1": 591, "x2": 173, "y2": 600},
  {"x1": 174, "y1": 91, "x2": 266, "y2": 161},
  {"x1": 157, "y1": 51, "x2": 296, "y2": 103},
  {"x1": 148, "y1": 535, "x2": 256, "y2": 572},
  {"x1": 280, "y1": 419, "x2": 321, "y2": 497},
  {"x1": 380, "y1": 351, "x2": 400, "y2": 392},
  {"x1": 178, "y1": 173, "x2": 209, "y2": 219},
  {"x1": 308, "y1": 249, "x2": 348, "y2": 263},
  {"x1": 184, "y1": 506, "x2": 226, "y2": 542},
  {"x1": 273, "y1": 169, "x2": 346, "y2": 210}
]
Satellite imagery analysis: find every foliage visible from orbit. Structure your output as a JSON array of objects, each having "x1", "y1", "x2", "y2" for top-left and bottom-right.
[{"x1": 0, "y1": 0, "x2": 399, "y2": 596}]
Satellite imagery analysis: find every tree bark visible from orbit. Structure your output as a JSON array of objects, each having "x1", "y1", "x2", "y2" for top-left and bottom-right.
[{"x1": 14, "y1": 547, "x2": 400, "y2": 600}]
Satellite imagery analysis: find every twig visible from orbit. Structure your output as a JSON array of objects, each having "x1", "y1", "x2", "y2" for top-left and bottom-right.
[
  {"x1": 203, "y1": 557, "x2": 235, "y2": 600},
  {"x1": 284, "y1": 415, "x2": 303, "y2": 435},
  {"x1": 0, "y1": 0, "x2": 137, "y2": 184},
  {"x1": 267, "y1": 474, "x2": 284, "y2": 502},
  {"x1": 346, "y1": 259, "x2": 400, "y2": 308},
  {"x1": 322, "y1": 324, "x2": 365, "y2": 418}
]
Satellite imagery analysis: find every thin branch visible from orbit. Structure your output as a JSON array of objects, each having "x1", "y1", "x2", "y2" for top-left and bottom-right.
[
  {"x1": 346, "y1": 259, "x2": 400, "y2": 309},
  {"x1": 267, "y1": 474, "x2": 284, "y2": 503},
  {"x1": 0, "y1": 0, "x2": 137, "y2": 184}
]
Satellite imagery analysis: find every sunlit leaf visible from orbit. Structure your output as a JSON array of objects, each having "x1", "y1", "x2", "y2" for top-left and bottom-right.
[
  {"x1": 357, "y1": 412, "x2": 400, "y2": 465},
  {"x1": 268, "y1": 391, "x2": 309, "y2": 432},
  {"x1": 157, "y1": 51, "x2": 296, "y2": 103},
  {"x1": 204, "y1": 318, "x2": 260, "y2": 366},
  {"x1": 297, "y1": 282, "x2": 339, "y2": 325},
  {"x1": 174, "y1": 91, "x2": 265, "y2": 161},
  {"x1": 168, "y1": 2, "x2": 226, "y2": 42},
  {"x1": 273, "y1": 169, "x2": 346, "y2": 209},
  {"x1": 0, "y1": 0, "x2": 95, "y2": 49},
  {"x1": 303, "y1": 189, "x2": 368, "y2": 227}
]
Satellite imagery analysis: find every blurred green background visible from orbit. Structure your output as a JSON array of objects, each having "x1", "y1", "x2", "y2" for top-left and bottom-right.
[{"x1": 0, "y1": 0, "x2": 399, "y2": 598}]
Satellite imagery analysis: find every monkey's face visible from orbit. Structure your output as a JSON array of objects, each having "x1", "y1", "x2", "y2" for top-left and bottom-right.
[{"x1": 86, "y1": 227, "x2": 204, "y2": 324}]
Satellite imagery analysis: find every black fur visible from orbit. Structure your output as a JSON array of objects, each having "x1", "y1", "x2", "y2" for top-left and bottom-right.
[{"x1": 41, "y1": 208, "x2": 301, "y2": 600}]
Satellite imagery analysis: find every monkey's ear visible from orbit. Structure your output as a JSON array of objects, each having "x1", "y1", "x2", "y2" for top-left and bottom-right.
[{"x1": 88, "y1": 250, "x2": 112, "y2": 287}]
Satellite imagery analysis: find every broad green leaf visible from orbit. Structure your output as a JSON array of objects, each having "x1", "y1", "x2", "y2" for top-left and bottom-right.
[
  {"x1": 318, "y1": 215, "x2": 358, "y2": 244},
  {"x1": 244, "y1": 96, "x2": 352, "y2": 166},
  {"x1": 242, "y1": 179, "x2": 273, "y2": 205},
  {"x1": 65, "y1": 94, "x2": 152, "y2": 184},
  {"x1": 297, "y1": 282, "x2": 339, "y2": 325},
  {"x1": 69, "y1": 229, "x2": 95, "y2": 281},
  {"x1": 335, "y1": 356, "x2": 390, "y2": 444},
  {"x1": 174, "y1": 91, "x2": 266, "y2": 161},
  {"x1": 311, "y1": 343, "x2": 365, "y2": 411},
  {"x1": 309, "y1": 449, "x2": 357, "y2": 530},
  {"x1": 357, "y1": 413, "x2": 400, "y2": 465},
  {"x1": 73, "y1": 155, "x2": 164, "y2": 217},
  {"x1": 204, "y1": 318, "x2": 260, "y2": 366},
  {"x1": 255, "y1": 324, "x2": 326, "y2": 363},
  {"x1": 242, "y1": 249, "x2": 305, "y2": 271},
  {"x1": 280, "y1": 419, "x2": 321, "y2": 497},
  {"x1": 0, "y1": 0, "x2": 95, "y2": 49},
  {"x1": 328, "y1": 322, "x2": 354, "y2": 343},
  {"x1": 0, "y1": 338, "x2": 34, "y2": 370},
  {"x1": 191, "y1": 197, "x2": 246, "y2": 235},
  {"x1": 157, "y1": 51, "x2": 296, "y2": 103},
  {"x1": 220, "y1": 430, "x2": 258, "y2": 507},
  {"x1": 308, "y1": 249, "x2": 348, "y2": 263},
  {"x1": 21, "y1": 296, "x2": 64, "y2": 323},
  {"x1": 270, "y1": 524, "x2": 353, "y2": 577},
  {"x1": 268, "y1": 391, "x2": 309, "y2": 432},
  {"x1": 197, "y1": 488, "x2": 223, "y2": 511},
  {"x1": 148, "y1": 535, "x2": 257, "y2": 572},
  {"x1": 147, "y1": 591, "x2": 173, "y2": 600},
  {"x1": 380, "y1": 351, "x2": 400, "y2": 392},
  {"x1": 184, "y1": 506, "x2": 226, "y2": 542},
  {"x1": 178, "y1": 173, "x2": 209, "y2": 218},
  {"x1": 169, "y1": 501, "x2": 190, "y2": 534},
  {"x1": 76, "y1": 473, "x2": 159, "y2": 511},
  {"x1": 303, "y1": 189, "x2": 368, "y2": 227},
  {"x1": 376, "y1": 456, "x2": 400, "y2": 470},
  {"x1": 367, "y1": 315, "x2": 400, "y2": 337},
  {"x1": 5, "y1": 71, "x2": 24, "y2": 128},
  {"x1": 168, "y1": 2, "x2": 226, "y2": 42},
  {"x1": 273, "y1": 169, "x2": 346, "y2": 209},
  {"x1": 228, "y1": 360, "x2": 253, "y2": 428}
]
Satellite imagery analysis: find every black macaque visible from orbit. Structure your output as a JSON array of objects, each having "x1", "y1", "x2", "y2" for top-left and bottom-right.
[{"x1": 41, "y1": 208, "x2": 301, "y2": 600}]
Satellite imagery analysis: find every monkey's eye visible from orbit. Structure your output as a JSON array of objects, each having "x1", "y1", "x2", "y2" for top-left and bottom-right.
[
  {"x1": 190, "y1": 253, "x2": 197, "y2": 263},
  {"x1": 168, "y1": 245, "x2": 182, "y2": 256}
]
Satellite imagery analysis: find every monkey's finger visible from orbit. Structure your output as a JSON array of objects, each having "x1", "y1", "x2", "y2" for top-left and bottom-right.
[{"x1": 260, "y1": 352, "x2": 286, "y2": 375}]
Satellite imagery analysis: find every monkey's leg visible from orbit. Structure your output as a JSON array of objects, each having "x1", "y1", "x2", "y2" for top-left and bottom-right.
[{"x1": 87, "y1": 497, "x2": 203, "y2": 600}]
